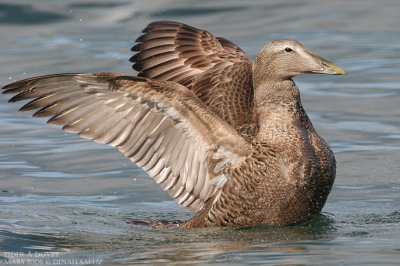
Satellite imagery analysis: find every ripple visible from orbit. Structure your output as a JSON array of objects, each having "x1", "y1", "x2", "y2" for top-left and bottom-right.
[
  {"x1": 331, "y1": 120, "x2": 399, "y2": 133},
  {"x1": 0, "y1": 194, "x2": 126, "y2": 204},
  {"x1": 384, "y1": 134, "x2": 400, "y2": 139},
  {"x1": 332, "y1": 142, "x2": 400, "y2": 153},
  {"x1": 300, "y1": 81, "x2": 400, "y2": 98},
  {"x1": 335, "y1": 185, "x2": 374, "y2": 190},
  {"x1": 68, "y1": 2, "x2": 130, "y2": 9},
  {"x1": 0, "y1": 161, "x2": 39, "y2": 170},
  {"x1": 150, "y1": 6, "x2": 245, "y2": 18},
  {"x1": 20, "y1": 170, "x2": 123, "y2": 179},
  {"x1": 0, "y1": 4, "x2": 69, "y2": 25}
]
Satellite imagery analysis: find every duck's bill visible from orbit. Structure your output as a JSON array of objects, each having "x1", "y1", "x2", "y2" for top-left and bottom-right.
[{"x1": 310, "y1": 55, "x2": 348, "y2": 75}]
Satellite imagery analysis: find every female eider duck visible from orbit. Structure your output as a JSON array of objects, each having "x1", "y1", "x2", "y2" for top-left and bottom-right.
[{"x1": 2, "y1": 21, "x2": 346, "y2": 227}]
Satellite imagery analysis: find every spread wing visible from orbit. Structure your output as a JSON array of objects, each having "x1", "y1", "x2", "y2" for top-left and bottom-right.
[
  {"x1": 2, "y1": 73, "x2": 251, "y2": 211},
  {"x1": 130, "y1": 21, "x2": 254, "y2": 128}
]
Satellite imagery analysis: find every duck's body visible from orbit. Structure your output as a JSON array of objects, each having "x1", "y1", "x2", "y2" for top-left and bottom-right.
[
  {"x1": 1, "y1": 21, "x2": 346, "y2": 227},
  {"x1": 186, "y1": 79, "x2": 336, "y2": 227}
]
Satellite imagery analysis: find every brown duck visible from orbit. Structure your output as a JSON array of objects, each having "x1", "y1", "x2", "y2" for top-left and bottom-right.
[{"x1": 1, "y1": 21, "x2": 346, "y2": 227}]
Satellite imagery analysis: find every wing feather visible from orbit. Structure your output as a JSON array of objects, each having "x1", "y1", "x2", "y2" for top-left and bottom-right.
[
  {"x1": 2, "y1": 73, "x2": 251, "y2": 211},
  {"x1": 131, "y1": 21, "x2": 253, "y2": 127}
]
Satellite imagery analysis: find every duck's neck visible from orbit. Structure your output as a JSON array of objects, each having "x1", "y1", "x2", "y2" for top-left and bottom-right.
[{"x1": 253, "y1": 79, "x2": 305, "y2": 141}]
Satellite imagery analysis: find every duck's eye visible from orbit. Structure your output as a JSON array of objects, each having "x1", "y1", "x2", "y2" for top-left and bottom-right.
[{"x1": 285, "y1": 47, "x2": 293, "y2": 52}]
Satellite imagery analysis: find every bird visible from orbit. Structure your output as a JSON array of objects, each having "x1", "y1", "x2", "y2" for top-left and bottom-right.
[{"x1": 1, "y1": 21, "x2": 347, "y2": 227}]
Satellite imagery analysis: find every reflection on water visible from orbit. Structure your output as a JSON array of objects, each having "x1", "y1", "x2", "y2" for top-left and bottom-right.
[{"x1": 1, "y1": 0, "x2": 400, "y2": 265}]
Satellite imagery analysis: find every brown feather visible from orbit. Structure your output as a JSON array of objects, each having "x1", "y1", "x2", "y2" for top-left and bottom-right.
[{"x1": 131, "y1": 21, "x2": 252, "y2": 128}]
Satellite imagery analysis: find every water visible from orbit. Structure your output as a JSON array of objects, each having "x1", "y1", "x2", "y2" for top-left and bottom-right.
[{"x1": 0, "y1": 0, "x2": 399, "y2": 265}]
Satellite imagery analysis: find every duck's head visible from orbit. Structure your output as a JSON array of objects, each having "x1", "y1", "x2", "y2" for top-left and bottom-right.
[{"x1": 253, "y1": 39, "x2": 347, "y2": 82}]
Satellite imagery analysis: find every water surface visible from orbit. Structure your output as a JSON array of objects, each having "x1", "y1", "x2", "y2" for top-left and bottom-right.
[{"x1": 0, "y1": 0, "x2": 399, "y2": 265}]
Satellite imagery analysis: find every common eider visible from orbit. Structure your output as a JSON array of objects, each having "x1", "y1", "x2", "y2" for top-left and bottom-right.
[{"x1": 1, "y1": 21, "x2": 346, "y2": 227}]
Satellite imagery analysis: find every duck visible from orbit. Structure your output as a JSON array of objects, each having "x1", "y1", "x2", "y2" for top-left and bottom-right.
[{"x1": 1, "y1": 21, "x2": 347, "y2": 227}]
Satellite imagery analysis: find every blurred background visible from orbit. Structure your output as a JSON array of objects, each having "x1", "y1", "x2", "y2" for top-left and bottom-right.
[{"x1": 0, "y1": 0, "x2": 399, "y2": 265}]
